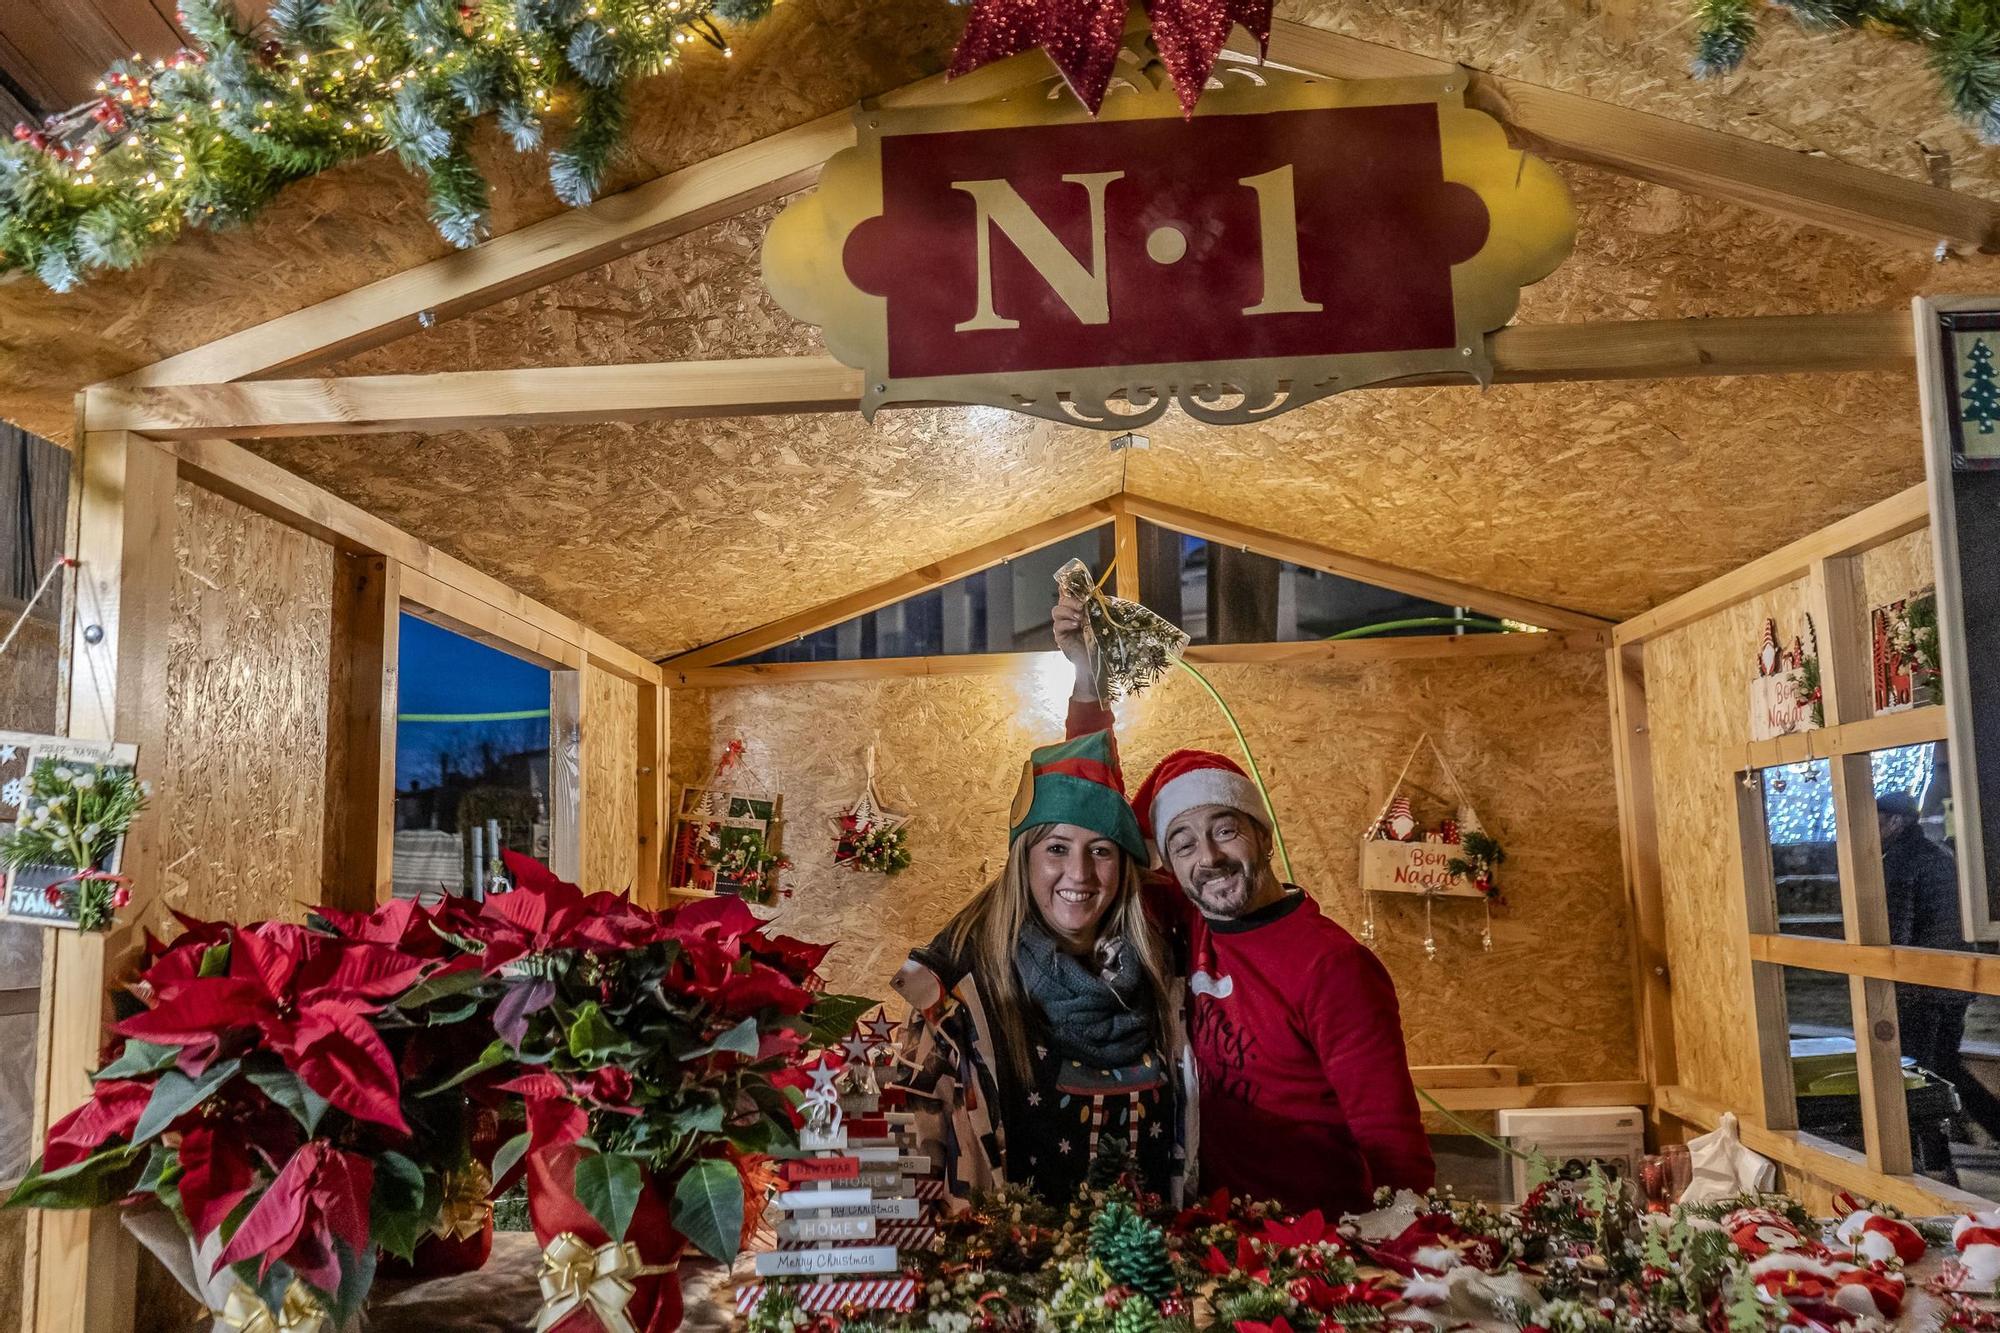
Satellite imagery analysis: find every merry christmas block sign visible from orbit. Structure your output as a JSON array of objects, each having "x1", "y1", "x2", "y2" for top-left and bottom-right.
[{"x1": 764, "y1": 66, "x2": 1572, "y2": 430}]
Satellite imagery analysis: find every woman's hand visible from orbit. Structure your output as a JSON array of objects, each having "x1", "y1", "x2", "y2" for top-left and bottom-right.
[{"x1": 1052, "y1": 593, "x2": 1099, "y2": 703}]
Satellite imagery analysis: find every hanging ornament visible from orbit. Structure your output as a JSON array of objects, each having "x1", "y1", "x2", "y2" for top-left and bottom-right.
[
  {"x1": 1053, "y1": 559, "x2": 1189, "y2": 702},
  {"x1": 830, "y1": 744, "x2": 912, "y2": 874},
  {"x1": 1423, "y1": 894, "x2": 1437, "y2": 962},
  {"x1": 948, "y1": 0, "x2": 1275, "y2": 117}
]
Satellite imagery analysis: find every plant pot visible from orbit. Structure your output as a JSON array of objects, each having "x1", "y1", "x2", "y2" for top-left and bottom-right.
[
  {"x1": 526, "y1": 1147, "x2": 689, "y2": 1333},
  {"x1": 377, "y1": 1214, "x2": 495, "y2": 1281}
]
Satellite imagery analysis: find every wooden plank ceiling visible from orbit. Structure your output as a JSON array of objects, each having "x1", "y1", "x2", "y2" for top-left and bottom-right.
[{"x1": 0, "y1": 0, "x2": 277, "y2": 126}]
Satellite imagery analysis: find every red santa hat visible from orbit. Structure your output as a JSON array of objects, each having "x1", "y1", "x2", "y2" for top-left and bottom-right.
[
  {"x1": 1834, "y1": 1210, "x2": 1925, "y2": 1266},
  {"x1": 1954, "y1": 1214, "x2": 2000, "y2": 1288},
  {"x1": 1133, "y1": 749, "x2": 1266, "y2": 852}
]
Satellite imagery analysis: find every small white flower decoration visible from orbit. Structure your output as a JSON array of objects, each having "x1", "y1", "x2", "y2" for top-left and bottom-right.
[
  {"x1": 32, "y1": 805, "x2": 48, "y2": 821},
  {"x1": 51, "y1": 766, "x2": 71, "y2": 782},
  {"x1": 71, "y1": 771, "x2": 94, "y2": 791}
]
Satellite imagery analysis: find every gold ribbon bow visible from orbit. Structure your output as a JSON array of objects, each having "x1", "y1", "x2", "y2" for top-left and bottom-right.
[
  {"x1": 214, "y1": 1280, "x2": 326, "y2": 1333},
  {"x1": 534, "y1": 1232, "x2": 678, "y2": 1333},
  {"x1": 431, "y1": 1161, "x2": 495, "y2": 1242}
]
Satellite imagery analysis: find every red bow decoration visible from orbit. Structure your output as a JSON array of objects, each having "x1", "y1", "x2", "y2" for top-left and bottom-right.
[{"x1": 950, "y1": 0, "x2": 1274, "y2": 116}]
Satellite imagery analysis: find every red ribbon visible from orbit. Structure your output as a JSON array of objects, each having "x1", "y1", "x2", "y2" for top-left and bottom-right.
[{"x1": 949, "y1": 0, "x2": 1274, "y2": 116}]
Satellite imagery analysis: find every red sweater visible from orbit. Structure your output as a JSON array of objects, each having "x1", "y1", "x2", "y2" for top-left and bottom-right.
[{"x1": 1069, "y1": 700, "x2": 1435, "y2": 1214}]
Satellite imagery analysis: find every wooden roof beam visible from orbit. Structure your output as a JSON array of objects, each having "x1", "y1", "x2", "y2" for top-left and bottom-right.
[
  {"x1": 1240, "y1": 20, "x2": 2000, "y2": 254},
  {"x1": 112, "y1": 56, "x2": 1057, "y2": 391},
  {"x1": 84, "y1": 311, "x2": 1914, "y2": 440}
]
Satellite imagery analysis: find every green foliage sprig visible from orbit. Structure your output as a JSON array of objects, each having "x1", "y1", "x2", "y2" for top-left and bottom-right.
[
  {"x1": 1, "y1": 756, "x2": 147, "y2": 875},
  {"x1": 0, "y1": 0, "x2": 775, "y2": 291},
  {"x1": 1691, "y1": 0, "x2": 2000, "y2": 143}
]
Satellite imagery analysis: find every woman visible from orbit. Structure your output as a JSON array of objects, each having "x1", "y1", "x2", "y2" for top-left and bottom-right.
[{"x1": 891, "y1": 729, "x2": 1193, "y2": 1207}]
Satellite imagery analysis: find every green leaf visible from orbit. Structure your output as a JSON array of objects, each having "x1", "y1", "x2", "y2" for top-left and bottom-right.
[
  {"x1": 4, "y1": 1144, "x2": 145, "y2": 1210},
  {"x1": 688, "y1": 1017, "x2": 759, "y2": 1060},
  {"x1": 246, "y1": 1067, "x2": 330, "y2": 1135},
  {"x1": 566, "y1": 1002, "x2": 632, "y2": 1062},
  {"x1": 491, "y1": 1130, "x2": 532, "y2": 1185},
  {"x1": 134, "y1": 1143, "x2": 178, "y2": 1197},
  {"x1": 393, "y1": 965, "x2": 491, "y2": 1011},
  {"x1": 671, "y1": 1158, "x2": 743, "y2": 1263},
  {"x1": 804, "y1": 994, "x2": 879, "y2": 1049},
  {"x1": 571, "y1": 1152, "x2": 643, "y2": 1244},
  {"x1": 95, "y1": 1039, "x2": 180, "y2": 1081},
  {"x1": 329, "y1": 1240, "x2": 376, "y2": 1326},
  {"x1": 197, "y1": 942, "x2": 231, "y2": 978},
  {"x1": 369, "y1": 1152, "x2": 431, "y2": 1261},
  {"x1": 672, "y1": 1103, "x2": 726, "y2": 1136},
  {"x1": 133, "y1": 1058, "x2": 241, "y2": 1143},
  {"x1": 421, "y1": 1038, "x2": 511, "y2": 1096}
]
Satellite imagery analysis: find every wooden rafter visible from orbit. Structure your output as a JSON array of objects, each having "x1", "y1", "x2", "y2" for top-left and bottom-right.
[
  {"x1": 671, "y1": 629, "x2": 1597, "y2": 688},
  {"x1": 111, "y1": 58, "x2": 1057, "y2": 390},
  {"x1": 83, "y1": 312, "x2": 1915, "y2": 440},
  {"x1": 661, "y1": 490, "x2": 1608, "y2": 679},
  {"x1": 1244, "y1": 20, "x2": 2000, "y2": 254},
  {"x1": 663, "y1": 497, "x2": 1121, "y2": 672}
]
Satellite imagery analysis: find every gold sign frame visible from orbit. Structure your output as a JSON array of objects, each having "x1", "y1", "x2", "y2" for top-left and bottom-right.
[{"x1": 763, "y1": 54, "x2": 1575, "y2": 429}]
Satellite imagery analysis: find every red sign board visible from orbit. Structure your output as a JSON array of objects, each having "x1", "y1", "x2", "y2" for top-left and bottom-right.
[{"x1": 764, "y1": 66, "x2": 1572, "y2": 429}]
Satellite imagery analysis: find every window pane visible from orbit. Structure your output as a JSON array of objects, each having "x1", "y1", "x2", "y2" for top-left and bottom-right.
[
  {"x1": 1784, "y1": 965, "x2": 1862, "y2": 1152},
  {"x1": 733, "y1": 527, "x2": 1112, "y2": 663},
  {"x1": 1762, "y1": 761, "x2": 1843, "y2": 937},
  {"x1": 393, "y1": 614, "x2": 551, "y2": 900},
  {"x1": 1907, "y1": 992, "x2": 2000, "y2": 1201}
]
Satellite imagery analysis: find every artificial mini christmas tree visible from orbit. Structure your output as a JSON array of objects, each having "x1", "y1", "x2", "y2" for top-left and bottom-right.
[{"x1": 1966, "y1": 337, "x2": 2000, "y2": 436}]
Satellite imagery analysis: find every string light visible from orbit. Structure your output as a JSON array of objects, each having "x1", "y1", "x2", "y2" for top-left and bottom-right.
[{"x1": 1761, "y1": 744, "x2": 1939, "y2": 845}]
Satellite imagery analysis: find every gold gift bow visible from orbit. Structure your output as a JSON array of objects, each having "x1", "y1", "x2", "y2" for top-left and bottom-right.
[
  {"x1": 534, "y1": 1232, "x2": 680, "y2": 1333},
  {"x1": 214, "y1": 1279, "x2": 326, "y2": 1333},
  {"x1": 432, "y1": 1161, "x2": 495, "y2": 1242}
]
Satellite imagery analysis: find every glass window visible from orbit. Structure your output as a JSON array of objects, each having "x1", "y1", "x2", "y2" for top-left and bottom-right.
[
  {"x1": 1783, "y1": 965, "x2": 1863, "y2": 1152},
  {"x1": 735, "y1": 527, "x2": 1114, "y2": 664},
  {"x1": 1761, "y1": 760, "x2": 1844, "y2": 937},
  {"x1": 1132, "y1": 520, "x2": 1519, "y2": 645},
  {"x1": 393, "y1": 614, "x2": 552, "y2": 901}
]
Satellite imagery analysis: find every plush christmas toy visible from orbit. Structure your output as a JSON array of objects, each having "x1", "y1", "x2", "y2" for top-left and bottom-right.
[
  {"x1": 1383, "y1": 794, "x2": 1417, "y2": 842},
  {"x1": 1758, "y1": 618, "x2": 1781, "y2": 676},
  {"x1": 1834, "y1": 1210, "x2": 1925, "y2": 1266},
  {"x1": 1954, "y1": 1213, "x2": 2000, "y2": 1288},
  {"x1": 1748, "y1": 1252, "x2": 1903, "y2": 1322},
  {"x1": 1835, "y1": 1267, "x2": 1907, "y2": 1319},
  {"x1": 1726, "y1": 1207, "x2": 1808, "y2": 1259}
]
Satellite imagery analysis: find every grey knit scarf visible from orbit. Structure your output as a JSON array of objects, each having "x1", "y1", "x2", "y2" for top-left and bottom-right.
[{"x1": 1012, "y1": 919, "x2": 1152, "y2": 1068}]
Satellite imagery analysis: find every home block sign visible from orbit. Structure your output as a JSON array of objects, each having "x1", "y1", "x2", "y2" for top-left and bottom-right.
[{"x1": 763, "y1": 65, "x2": 1573, "y2": 429}]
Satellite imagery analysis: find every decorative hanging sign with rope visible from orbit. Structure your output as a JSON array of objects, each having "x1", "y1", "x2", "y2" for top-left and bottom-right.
[{"x1": 1359, "y1": 733, "x2": 1504, "y2": 959}]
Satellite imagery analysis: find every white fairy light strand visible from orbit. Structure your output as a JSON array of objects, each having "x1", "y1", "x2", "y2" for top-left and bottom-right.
[{"x1": 0, "y1": 555, "x2": 72, "y2": 662}]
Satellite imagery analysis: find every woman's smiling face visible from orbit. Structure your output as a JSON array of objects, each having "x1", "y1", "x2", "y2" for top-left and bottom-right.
[{"x1": 1026, "y1": 823, "x2": 1122, "y2": 945}]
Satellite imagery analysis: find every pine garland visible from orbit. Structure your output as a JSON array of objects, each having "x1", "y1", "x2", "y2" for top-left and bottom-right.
[
  {"x1": 1692, "y1": 0, "x2": 2000, "y2": 142},
  {"x1": 0, "y1": 0, "x2": 775, "y2": 291}
]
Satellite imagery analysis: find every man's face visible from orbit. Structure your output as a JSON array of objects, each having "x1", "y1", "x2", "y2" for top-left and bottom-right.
[
  {"x1": 1879, "y1": 810, "x2": 1912, "y2": 846},
  {"x1": 1163, "y1": 804, "x2": 1269, "y2": 918}
]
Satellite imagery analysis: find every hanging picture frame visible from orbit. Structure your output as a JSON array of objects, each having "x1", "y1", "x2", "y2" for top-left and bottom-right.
[
  {"x1": 1747, "y1": 614, "x2": 1822, "y2": 742},
  {"x1": 0, "y1": 732, "x2": 140, "y2": 928}
]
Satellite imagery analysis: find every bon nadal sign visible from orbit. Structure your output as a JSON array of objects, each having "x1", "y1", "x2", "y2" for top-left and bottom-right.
[{"x1": 763, "y1": 63, "x2": 1575, "y2": 429}]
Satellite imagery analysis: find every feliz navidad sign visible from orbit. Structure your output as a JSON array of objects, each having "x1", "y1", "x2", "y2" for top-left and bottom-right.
[{"x1": 763, "y1": 62, "x2": 1575, "y2": 429}]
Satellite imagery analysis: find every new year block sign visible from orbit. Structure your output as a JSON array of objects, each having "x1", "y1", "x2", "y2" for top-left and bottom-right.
[{"x1": 764, "y1": 65, "x2": 1572, "y2": 429}]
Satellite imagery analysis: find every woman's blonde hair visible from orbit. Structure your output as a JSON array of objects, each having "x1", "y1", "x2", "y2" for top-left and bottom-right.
[{"x1": 943, "y1": 824, "x2": 1172, "y2": 1086}]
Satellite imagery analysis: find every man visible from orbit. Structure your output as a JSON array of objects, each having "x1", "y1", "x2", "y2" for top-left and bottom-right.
[
  {"x1": 1053, "y1": 595, "x2": 1434, "y2": 1213},
  {"x1": 1880, "y1": 792, "x2": 2000, "y2": 1157}
]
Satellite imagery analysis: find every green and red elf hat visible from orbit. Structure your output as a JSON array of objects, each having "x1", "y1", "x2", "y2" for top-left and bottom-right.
[{"x1": 1008, "y1": 730, "x2": 1147, "y2": 861}]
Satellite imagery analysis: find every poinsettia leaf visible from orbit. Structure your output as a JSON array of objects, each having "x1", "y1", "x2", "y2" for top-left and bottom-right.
[
  {"x1": 392, "y1": 964, "x2": 490, "y2": 1011},
  {"x1": 116, "y1": 977, "x2": 266, "y2": 1044},
  {"x1": 329, "y1": 1238, "x2": 376, "y2": 1326},
  {"x1": 572, "y1": 1152, "x2": 643, "y2": 1244},
  {"x1": 253, "y1": 1259, "x2": 298, "y2": 1321},
  {"x1": 491, "y1": 1131, "x2": 532, "y2": 1188},
  {"x1": 672, "y1": 1157, "x2": 743, "y2": 1263},
  {"x1": 673, "y1": 1102, "x2": 726, "y2": 1135},
  {"x1": 494, "y1": 976, "x2": 556, "y2": 1049},
  {"x1": 804, "y1": 995, "x2": 878, "y2": 1049},
  {"x1": 421, "y1": 998, "x2": 481, "y2": 1026},
  {"x1": 305, "y1": 943, "x2": 434, "y2": 1003},
  {"x1": 369, "y1": 1152, "x2": 430, "y2": 1261},
  {"x1": 197, "y1": 941, "x2": 231, "y2": 978},
  {"x1": 135, "y1": 1143, "x2": 177, "y2": 1196},
  {"x1": 3, "y1": 1144, "x2": 145, "y2": 1210},
  {"x1": 95, "y1": 1039, "x2": 180, "y2": 1081},
  {"x1": 687, "y1": 1016, "x2": 759, "y2": 1060},
  {"x1": 421, "y1": 1037, "x2": 512, "y2": 1096},
  {"x1": 565, "y1": 1001, "x2": 632, "y2": 1062},
  {"x1": 246, "y1": 1067, "x2": 330, "y2": 1135},
  {"x1": 134, "y1": 1057, "x2": 242, "y2": 1144},
  {"x1": 178, "y1": 1123, "x2": 258, "y2": 1241},
  {"x1": 285, "y1": 1004, "x2": 409, "y2": 1133}
]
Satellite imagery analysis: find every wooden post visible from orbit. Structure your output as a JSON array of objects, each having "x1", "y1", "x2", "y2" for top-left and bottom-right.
[
  {"x1": 24, "y1": 430, "x2": 177, "y2": 1333},
  {"x1": 1606, "y1": 644, "x2": 1680, "y2": 1125},
  {"x1": 1111, "y1": 499, "x2": 1140, "y2": 604},
  {"x1": 1809, "y1": 555, "x2": 1914, "y2": 1175},
  {"x1": 549, "y1": 670, "x2": 583, "y2": 883},
  {"x1": 636, "y1": 678, "x2": 668, "y2": 908},
  {"x1": 322, "y1": 554, "x2": 401, "y2": 911}
]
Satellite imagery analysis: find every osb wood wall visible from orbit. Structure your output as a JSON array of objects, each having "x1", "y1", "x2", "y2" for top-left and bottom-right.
[
  {"x1": 582, "y1": 663, "x2": 641, "y2": 893},
  {"x1": 1643, "y1": 530, "x2": 1936, "y2": 1134},
  {"x1": 671, "y1": 649, "x2": 1638, "y2": 1082},
  {"x1": 160, "y1": 482, "x2": 336, "y2": 926}
]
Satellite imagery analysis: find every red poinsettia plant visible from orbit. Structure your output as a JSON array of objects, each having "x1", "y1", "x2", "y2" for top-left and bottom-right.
[{"x1": 5, "y1": 852, "x2": 867, "y2": 1331}]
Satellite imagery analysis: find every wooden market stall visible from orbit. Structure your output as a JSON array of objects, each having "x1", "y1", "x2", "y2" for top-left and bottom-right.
[{"x1": 6, "y1": 0, "x2": 2000, "y2": 1329}]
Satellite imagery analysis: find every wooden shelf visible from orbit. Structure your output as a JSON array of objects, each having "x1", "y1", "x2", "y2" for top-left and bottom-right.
[{"x1": 1742, "y1": 706, "x2": 1946, "y2": 771}]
